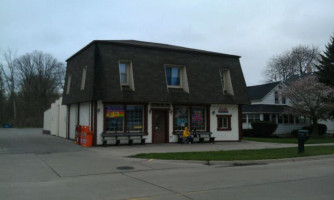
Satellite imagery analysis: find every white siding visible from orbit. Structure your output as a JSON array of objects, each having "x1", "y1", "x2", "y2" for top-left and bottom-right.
[
  {"x1": 210, "y1": 104, "x2": 239, "y2": 141},
  {"x1": 43, "y1": 108, "x2": 52, "y2": 133},
  {"x1": 96, "y1": 101, "x2": 104, "y2": 145},
  {"x1": 43, "y1": 97, "x2": 67, "y2": 138},
  {"x1": 79, "y1": 102, "x2": 90, "y2": 126},
  {"x1": 69, "y1": 104, "x2": 78, "y2": 140},
  {"x1": 319, "y1": 119, "x2": 334, "y2": 134}
]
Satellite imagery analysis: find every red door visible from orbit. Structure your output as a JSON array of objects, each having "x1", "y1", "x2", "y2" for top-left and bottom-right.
[{"x1": 152, "y1": 110, "x2": 168, "y2": 143}]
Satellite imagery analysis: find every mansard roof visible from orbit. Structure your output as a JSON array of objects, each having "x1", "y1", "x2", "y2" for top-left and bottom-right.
[{"x1": 62, "y1": 40, "x2": 249, "y2": 105}]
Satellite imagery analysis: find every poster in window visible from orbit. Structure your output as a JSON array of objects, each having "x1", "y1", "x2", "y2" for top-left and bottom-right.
[
  {"x1": 105, "y1": 105, "x2": 124, "y2": 118},
  {"x1": 192, "y1": 110, "x2": 203, "y2": 125}
]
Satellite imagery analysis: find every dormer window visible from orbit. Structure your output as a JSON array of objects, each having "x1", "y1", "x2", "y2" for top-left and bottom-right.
[
  {"x1": 219, "y1": 69, "x2": 234, "y2": 95},
  {"x1": 66, "y1": 75, "x2": 71, "y2": 94},
  {"x1": 80, "y1": 66, "x2": 87, "y2": 90},
  {"x1": 165, "y1": 66, "x2": 181, "y2": 87},
  {"x1": 119, "y1": 61, "x2": 130, "y2": 85}
]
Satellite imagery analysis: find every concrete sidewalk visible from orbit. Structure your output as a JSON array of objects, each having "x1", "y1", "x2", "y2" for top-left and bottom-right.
[{"x1": 89, "y1": 140, "x2": 298, "y2": 157}]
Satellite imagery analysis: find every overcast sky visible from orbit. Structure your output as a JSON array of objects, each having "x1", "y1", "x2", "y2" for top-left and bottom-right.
[{"x1": 1, "y1": 0, "x2": 333, "y2": 86}]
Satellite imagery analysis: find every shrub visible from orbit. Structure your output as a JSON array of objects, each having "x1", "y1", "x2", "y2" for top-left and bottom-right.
[
  {"x1": 242, "y1": 129, "x2": 254, "y2": 137},
  {"x1": 251, "y1": 121, "x2": 278, "y2": 137},
  {"x1": 302, "y1": 124, "x2": 327, "y2": 135},
  {"x1": 291, "y1": 129, "x2": 299, "y2": 138}
]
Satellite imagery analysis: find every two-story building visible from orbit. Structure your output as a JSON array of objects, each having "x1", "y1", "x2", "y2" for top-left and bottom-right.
[
  {"x1": 242, "y1": 81, "x2": 310, "y2": 134},
  {"x1": 62, "y1": 40, "x2": 249, "y2": 145}
]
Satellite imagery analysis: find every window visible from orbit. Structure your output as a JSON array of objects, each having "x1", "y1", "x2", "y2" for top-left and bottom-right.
[
  {"x1": 289, "y1": 115, "x2": 294, "y2": 124},
  {"x1": 242, "y1": 114, "x2": 247, "y2": 123},
  {"x1": 275, "y1": 91, "x2": 279, "y2": 104},
  {"x1": 282, "y1": 97, "x2": 286, "y2": 104},
  {"x1": 278, "y1": 115, "x2": 283, "y2": 124},
  {"x1": 174, "y1": 106, "x2": 189, "y2": 131},
  {"x1": 271, "y1": 114, "x2": 276, "y2": 123},
  {"x1": 219, "y1": 69, "x2": 234, "y2": 95},
  {"x1": 80, "y1": 66, "x2": 87, "y2": 90},
  {"x1": 119, "y1": 61, "x2": 130, "y2": 85},
  {"x1": 165, "y1": 66, "x2": 181, "y2": 87},
  {"x1": 126, "y1": 105, "x2": 144, "y2": 132},
  {"x1": 191, "y1": 107, "x2": 206, "y2": 131},
  {"x1": 283, "y1": 114, "x2": 289, "y2": 124},
  {"x1": 217, "y1": 115, "x2": 232, "y2": 131},
  {"x1": 264, "y1": 114, "x2": 270, "y2": 122},
  {"x1": 295, "y1": 116, "x2": 300, "y2": 124},
  {"x1": 105, "y1": 105, "x2": 145, "y2": 132},
  {"x1": 174, "y1": 106, "x2": 207, "y2": 131},
  {"x1": 66, "y1": 75, "x2": 71, "y2": 94},
  {"x1": 248, "y1": 114, "x2": 260, "y2": 123}
]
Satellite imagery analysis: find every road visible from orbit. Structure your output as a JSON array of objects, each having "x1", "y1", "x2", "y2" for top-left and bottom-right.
[{"x1": 0, "y1": 128, "x2": 333, "y2": 200}]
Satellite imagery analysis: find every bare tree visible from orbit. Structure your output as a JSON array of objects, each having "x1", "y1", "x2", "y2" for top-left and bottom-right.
[
  {"x1": 264, "y1": 51, "x2": 296, "y2": 82},
  {"x1": 14, "y1": 51, "x2": 65, "y2": 126},
  {"x1": 264, "y1": 45, "x2": 320, "y2": 82},
  {"x1": 0, "y1": 49, "x2": 18, "y2": 122},
  {"x1": 282, "y1": 75, "x2": 334, "y2": 136},
  {"x1": 291, "y1": 45, "x2": 320, "y2": 75}
]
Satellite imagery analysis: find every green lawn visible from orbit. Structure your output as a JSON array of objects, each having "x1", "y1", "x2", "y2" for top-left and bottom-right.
[
  {"x1": 243, "y1": 137, "x2": 334, "y2": 144},
  {"x1": 131, "y1": 145, "x2": 334, "y2": 161}
]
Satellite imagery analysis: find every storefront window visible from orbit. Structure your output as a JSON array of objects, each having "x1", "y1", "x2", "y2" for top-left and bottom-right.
[
  {"x1": 174, "y1": 106, "x2": 207, "y2": 131},
  {"x1": 174, "y1": 106, "x2": 188, "y2": 130},
  {"x1": 191, "y1": 107, "x2": 206, "y2": 131},
  {"x1": 105, "y1": 105, "x2": 124, "y2": 132},
  {"x1": 126, "y1": 105, "x2": 144, "y2": 131},
  {"x1": 105, "y1": 105, "x2": 145, "y2": 132}
]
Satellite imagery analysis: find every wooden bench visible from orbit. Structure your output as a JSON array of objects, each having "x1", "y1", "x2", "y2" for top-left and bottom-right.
[
  {"x1": 101, "y1": 132, "x2": 146, "y2": 146},
  {"x1": 196, "y1": 131, "x2": 215, "y2": 143},
  {"x1": 176, "y1": 131, "x2": 215, "y2": 144}
]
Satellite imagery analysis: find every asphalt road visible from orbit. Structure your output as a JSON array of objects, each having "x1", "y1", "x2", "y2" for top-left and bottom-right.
[{"x1": 1, "y1": 128, "x2": 334, "y2": 200}]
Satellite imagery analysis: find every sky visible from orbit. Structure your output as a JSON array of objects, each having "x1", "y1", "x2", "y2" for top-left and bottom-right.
[{"x1": 1, "y1": 0, "x2": 334, "y2": 86}]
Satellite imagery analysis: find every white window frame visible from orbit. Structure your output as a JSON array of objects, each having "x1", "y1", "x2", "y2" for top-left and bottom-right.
[
  {"x1": 119, "y1": 61, "x2": 131, "y2": 86},
  {"x1": 165, "y1": 64, "x2": 183, "y2": 88},
  {"x1": 80, "y1": 66, "x2": 87, "y2": 90},
  {"x1": 66, "y1": 75, "x2": 71, "y2": 94}
]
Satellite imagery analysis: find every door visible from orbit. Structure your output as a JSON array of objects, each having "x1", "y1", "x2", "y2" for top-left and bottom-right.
[{"x1": 152, "y1": 110, "x2": 168, "y2": 143}]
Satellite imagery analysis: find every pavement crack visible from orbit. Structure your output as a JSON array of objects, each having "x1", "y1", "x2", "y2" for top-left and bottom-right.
[
  {"x1": 35, "y1": 154, "x2": 62, "y2": 178},
  {"x1": 122, "y1": 173, "x2": 195, "y2": 200}
]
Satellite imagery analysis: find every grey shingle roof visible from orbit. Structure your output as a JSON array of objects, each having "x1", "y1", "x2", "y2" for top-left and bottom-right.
[
  {"x1": 243, "y1": 104, "x2": 288, "y2": 113},
  {"x1": 62, "y1": 40, "x2": 249, "y2": 105},
  {"x1": 66, "y1": 40, "x2": 240, "y2": 61},
  {"x1": 247, "y1": 82, "x2": 280, "y2": 101}
]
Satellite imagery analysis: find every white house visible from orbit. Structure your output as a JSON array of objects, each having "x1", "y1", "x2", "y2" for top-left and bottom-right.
[{"x1": 242, "y1": 81, "x2": 310, "y2": 135}]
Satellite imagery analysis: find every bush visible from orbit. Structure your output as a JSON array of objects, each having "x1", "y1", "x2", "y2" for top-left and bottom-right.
[
  {"x1": 251, "y1": 121, "x2": 278, "y2": 137},
  {"x1": 302, "y1": 124, "x2": 327, "y2": 136},
  {"x1": 291, "y1": 129, "x2": 299, "y2": 138},
  {"x1": 242, "y1": 129, "x2": 254, "y2": 137}
]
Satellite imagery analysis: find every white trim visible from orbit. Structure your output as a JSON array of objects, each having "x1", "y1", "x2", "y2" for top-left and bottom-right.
[
  {"x1": 80, "y1": 66, "x2": 87, "y2": 91},
  {"x1": 164, "y1": 64, "x2": 184, "y2": 89}
]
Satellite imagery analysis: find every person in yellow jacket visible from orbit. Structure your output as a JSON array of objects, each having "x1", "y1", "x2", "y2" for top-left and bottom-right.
[{"x1": 182, "y1": 123, "x2": 192, "y2": 144}]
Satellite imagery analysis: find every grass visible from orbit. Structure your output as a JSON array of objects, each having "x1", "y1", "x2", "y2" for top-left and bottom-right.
[
  {"x1": 243, "y1": 137, "x2": 334, "y2": 144},
  {"x1": 131, "y1": 145, "x2": 334, "y2": 161}
]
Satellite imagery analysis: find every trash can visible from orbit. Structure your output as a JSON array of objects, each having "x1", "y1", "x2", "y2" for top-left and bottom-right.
[
  {"x1": 297, "y1": 130, "x2": 309, "y2": 153},
  {"x1": 83, "y1": 131, "x2": 93, "y2": 147},
  {"x1": 80, "y1": 126, "x2": 93, "y2": 147},
  {"x1": 75, "y1": 125, "x2": 81, "y2": 145}
]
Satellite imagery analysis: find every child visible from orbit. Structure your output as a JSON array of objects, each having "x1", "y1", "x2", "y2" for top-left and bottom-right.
[{"x1": 182, "y1": 123, "x2": 192, "y2": 144}]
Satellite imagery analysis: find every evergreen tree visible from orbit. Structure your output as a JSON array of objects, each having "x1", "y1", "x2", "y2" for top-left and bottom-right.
[{"x1": 316, "y1": 35, "x2": 334, "y2": 87}]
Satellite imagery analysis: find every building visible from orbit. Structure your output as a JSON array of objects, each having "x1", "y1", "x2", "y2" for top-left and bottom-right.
[
  {"x1": 242, "y1": 81, "x2": 310, "y2": 134},
  {"x1": 61, "y1": 40, "x2": 249, "y2": 145}
]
